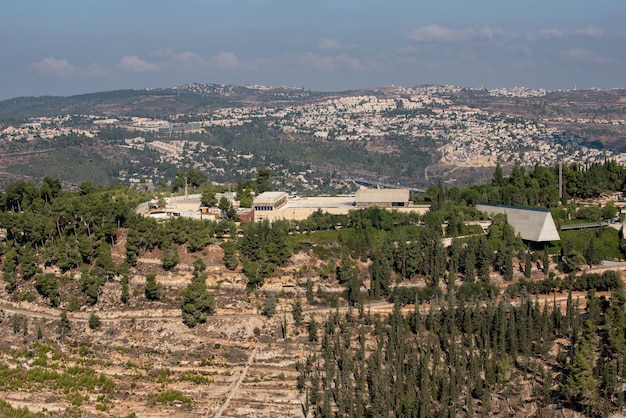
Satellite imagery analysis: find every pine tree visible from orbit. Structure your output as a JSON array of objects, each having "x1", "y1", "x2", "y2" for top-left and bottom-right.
[
  {"x1": 180, "y1": 270, "x2": 215, "y2": 328},
  {"x1": 144, "y1": 273, "x2": 159, "y2": 301},
  {"x1": 221, "y1": 241, "x2": 239, "y2": 270},
  {"x1": 88, "y1": 312, "x2": 101, "y2": 330}
]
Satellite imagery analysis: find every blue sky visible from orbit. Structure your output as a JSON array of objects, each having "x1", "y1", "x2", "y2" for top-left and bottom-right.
[{"x1": 1, "y1": 0, "x2": 624, "y2": 99}]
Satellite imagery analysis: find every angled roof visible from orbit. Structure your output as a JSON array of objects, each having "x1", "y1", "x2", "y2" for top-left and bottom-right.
[{"x1": 476, "y1": 204, "x2": 561, "y2": 242}]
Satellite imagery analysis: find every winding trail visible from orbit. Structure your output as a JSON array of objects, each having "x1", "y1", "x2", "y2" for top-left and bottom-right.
[{"x1": 213, "y1": 341, "x2": 259, "y2": 418}]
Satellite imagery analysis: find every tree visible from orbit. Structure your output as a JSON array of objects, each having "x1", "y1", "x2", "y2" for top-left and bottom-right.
[
  {"x1": 201, "y1": 189, "x2": 217, "y2": 208},
  {"x1": 292, "y1": 296, "x2": 304, "y2": 325},
  {"x1": 221, "y1": 241, "x2": 239, "y2": 270},
  {"x1": 120, "y1": 275, "x2": 129, "y2": 304},
  {"x1": 543, "y1": 245, "x2": 550, "y2": 275},
  {"x1": 58, "y1": 310, "x2": 71, "y2": 339},
  {"x1": 262, "y1": 295, "x2": 277, "y2": 317},
  {"x1": 492, "y1": 163, "x2": 505, "y2": 187},
  {"x1": 307, "y1": 315, "x2": 318, "y2": 342},
  {"x1": 180, "y1": 268, "x2": 215, "y2": 327},
  {"x1": 584, "y1": 238, "x2": 599, "y2": 267},
  {"x1": 34, "y1": 273, "x2": 60, "y2": 307},
  {"x1": 238, "y1": 189, "x2": 253, "y2": 208},
  {"x1": 524, "y1": 249, "x2": 533, "y2": 278},
  {"x1": 186, "y1": 169, "x2": 208, "y2": 188},
  {"x1": 145, "y1": 273, "x2": 160, "y2": 301},
  {"x1": 306, "y1": 278, "x2": 314, "y2": 304},
  {"x1": 81, "y1": 269, "x2": 105, "y2": 305},
  {"x1": 40, "y1": 176, "x2": 61, "y2": 203},
  {"x1": 88, "y1": 312, "x2": 101, "y2": 330},
  {"x1": 218, "y1": 196, "x2": 231, "y2": 214},
  {"x1": 561, "y1": 321, "x2": 599, "y2": 412},
  {"x1": 161, "y1": 247, "x2": 179, "y2": 270},
  {"x1": 255, "y1": 167, "x2": 273, "y2": 193}
]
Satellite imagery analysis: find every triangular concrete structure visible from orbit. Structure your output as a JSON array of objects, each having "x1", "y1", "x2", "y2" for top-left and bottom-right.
[{"x1": 476, "y1": 204, "x2": 561, "y2": 242}]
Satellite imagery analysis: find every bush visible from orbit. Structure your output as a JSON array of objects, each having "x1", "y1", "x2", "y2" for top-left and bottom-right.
[
  {"x1": 88, "y1": 313, "x2": 101, "y2": 330},
  {"x1": 153, "y1": 389, "x2": 191, "y2": 405},
  {"x1": 261, "y1": 295, "x2": 276, "y2": 317}
]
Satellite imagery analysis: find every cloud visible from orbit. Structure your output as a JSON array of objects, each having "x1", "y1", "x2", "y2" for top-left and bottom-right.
[
  {"x1": 296, "y1": 53, "x2": 336, "y2": 72},
  {"x1": 318, "y1": 37, "x2": 341, "y2": 50},
  {"x1": 119, "y1": 55, "x2": 159, "y2": 73},
  {"x1": 335, "y1": 54, "x2": 365, "y2": 71},
  {"x1": 575, "y1": 26, "x2": 605, "y2": 39},
  {"x1": 529, "y1": 28, "x2": 565, "y2": 41},
  {"x1": 407, "y1": 25, "x2": 504, "y2": 43},
  {"x1": 561, "y1": 48, "x2": 596, "y2": 62},
  {"x1": 85, "y1": 64, "x2": 109, "y2": 77},
  {"x1": 33, "y1": 57, "x2": 76, "y2": 77},
  {"x1": 174, "y1": 52, "x2": 208, "y2": 70},
  {"x1": 209, "y1": 52, "x2": 239, "y2": 70},
  {"x1": 290, "y1": 52, "x2": 367, "y2": 73}
]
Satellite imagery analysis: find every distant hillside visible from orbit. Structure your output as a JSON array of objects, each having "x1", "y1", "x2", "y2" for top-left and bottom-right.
[
  {"x1": 0, "y1": 84, "x2": 326, "y2": 120},
  {"x1": 1, "y1": 83, "x2": 625, "y2": 190}
]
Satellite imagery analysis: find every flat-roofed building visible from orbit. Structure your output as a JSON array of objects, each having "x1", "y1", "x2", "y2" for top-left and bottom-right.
[
  {"x1": 253, "y1": 191, "x2": 288, "y2": 214},
  {"x1": 476, "y1": 204, "x2": 560, "y2": 242},
  {"x1": 355, "y1": 187, "x2": 410, "y2": 208}
]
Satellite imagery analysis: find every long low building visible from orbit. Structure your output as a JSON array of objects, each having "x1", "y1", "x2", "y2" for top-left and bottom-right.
[
  {"x1": 355, "y1": 187, "x2": 410, "y2": 208},
  {"x1": 476, "y1": 204, "x2": 560, "y2": 242},
  {"x1": 139, "y1": 188, "x2": 429, "y2": 222}
]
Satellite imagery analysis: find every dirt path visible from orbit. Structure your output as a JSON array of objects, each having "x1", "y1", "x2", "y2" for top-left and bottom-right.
[{"x1": 213, "y1": 341, "x2": 259, "y2": 418}]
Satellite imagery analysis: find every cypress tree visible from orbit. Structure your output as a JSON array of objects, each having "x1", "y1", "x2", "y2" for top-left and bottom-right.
[
  {"x1": 524, "y1": 249, "x2": 532, "y2": 279},
  {"x1": 292, "y1": 296, "x2": 303, "y2": 325}
]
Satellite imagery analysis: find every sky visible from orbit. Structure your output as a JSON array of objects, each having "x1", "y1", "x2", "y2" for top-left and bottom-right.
[{"x1": 1, "y1": 0, "x2": 625, "y2": 100}]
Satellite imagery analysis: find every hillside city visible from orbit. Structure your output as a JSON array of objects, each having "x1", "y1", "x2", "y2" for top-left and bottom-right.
[{"x1": 1, "y1": 84, "x2": 625, "y2": 192}]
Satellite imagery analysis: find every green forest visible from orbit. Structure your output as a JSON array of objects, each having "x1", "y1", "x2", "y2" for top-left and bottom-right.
[{"x1": 1, "y1": 159, "x2": 626, "y2": 416}]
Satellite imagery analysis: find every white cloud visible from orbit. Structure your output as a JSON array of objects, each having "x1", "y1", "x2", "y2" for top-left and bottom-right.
[
  {"x1": 85, "y1": 64, "x2": 109, "y2": 77},
  {"x1": 407, "y1": 25, "x2": 504, "y2": 43},
  {"x1": 174, "y1": 52, "x2": 208, "y2": 70},
  {"x1": 408, "y1": 25, "x2": 464, "y2": 42},
  {"x1": 318, "y1": 37, "x2": 341, "y2": 50},
  {"x1": 561, "y1": 48, "x2": 596, "y2": 62},
  {"x1": 209, "y1": 52, "x2": 239, "y2": 70},
  {"x1": 33, "y1": 57, "x2": 76, "y2": 77},
  {"x1": 119, "y1": 55, "x2": 159, "y2": 73},
  {"x1": 575, "y1": 26, "x2": 606, "y2": 39},
  {"x1": 529, "y1": 28, "x2": 565, "y2": 41},
  {"x1": 335, "y1": 54, "x2": 365, "y2": 71},
  {"x1": 296, "y1": 53, "x2": 336, "y2": 72}
]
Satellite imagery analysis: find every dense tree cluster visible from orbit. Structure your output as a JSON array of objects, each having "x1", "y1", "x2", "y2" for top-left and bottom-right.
[
  {"x1": 299, "y1": 279, "x2": 626, "y2": 417},
  {"x1": 443, "y1": 160, "x2": 626, "y2": 208}
]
